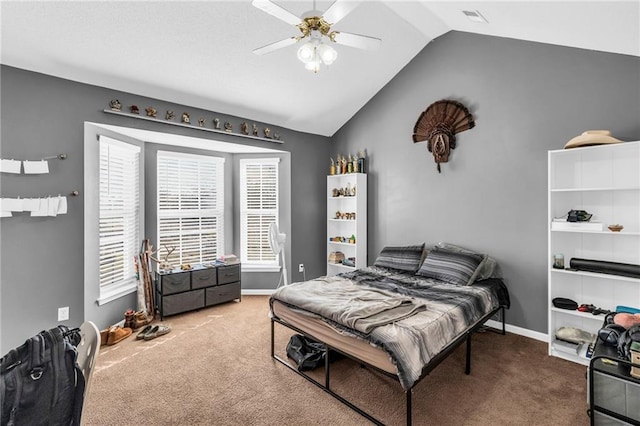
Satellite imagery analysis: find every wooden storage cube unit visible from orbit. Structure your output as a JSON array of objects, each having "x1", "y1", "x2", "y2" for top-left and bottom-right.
[
  {"x1": 162, "y1": 289, "x2": 205, "y2": 316},
  {"x1": 218, "y1": 264, "x2": 240, "y2": 285},
  {"x1": 191, "y1": 268, "x2": 217, "y2": 289},
  {"x1": 206, "y1": 282, "x2": 241, "y2": 306},
  {"x1": 159, "y1": 271, "x2": 190, "y2": 295}
]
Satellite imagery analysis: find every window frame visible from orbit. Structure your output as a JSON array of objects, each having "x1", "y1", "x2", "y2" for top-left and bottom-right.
[
  {"x1": 93, "y1": 135, "x2": 144, "y2": 305},
  {"x1": 156, "y1": 150, "x2": 225, "y2": 267},
  {"x1": 239, "y1": 157, "x2": 280, "y2": 272}
]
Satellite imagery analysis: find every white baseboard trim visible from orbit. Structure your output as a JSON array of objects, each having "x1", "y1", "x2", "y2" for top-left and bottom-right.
[
  {"x1": 240, "y1": 290, "x2": 549, "y2": 342},
  {"x1": 242, "y1": 289, "x2": 277, "y2": 296},
  {"x1": 485, "y1": 319, "x2": 548, "y2": 342}
]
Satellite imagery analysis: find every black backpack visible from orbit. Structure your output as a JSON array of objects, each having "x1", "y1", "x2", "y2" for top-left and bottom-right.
[
  {"x1": 617, "y1": 324, "x2": 640, "y2": 361},
  {"x1": 0, "y1": 326, "x2": 85, "y2": 426}
]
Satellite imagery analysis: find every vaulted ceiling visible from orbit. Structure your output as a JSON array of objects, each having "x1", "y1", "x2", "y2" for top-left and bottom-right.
[{"x1": 2, "y1": 1, "x2": 638, "y2": 137}]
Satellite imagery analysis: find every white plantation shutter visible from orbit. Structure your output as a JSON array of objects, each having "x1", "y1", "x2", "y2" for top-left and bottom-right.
[
  {"x1": 240, "y1": 158, "x2": 279, "y2": 267},
  {"x1": 157, "y1": 151, "x2": 224, "y2": 265},
  {"x1": 99, "y1": 137, "x2": 140, "y2": 290}
]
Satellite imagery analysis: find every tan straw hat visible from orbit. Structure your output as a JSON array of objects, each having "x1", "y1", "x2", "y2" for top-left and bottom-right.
[{"x1": 564, "y1": 130, "x2": 621, "y2": 149}]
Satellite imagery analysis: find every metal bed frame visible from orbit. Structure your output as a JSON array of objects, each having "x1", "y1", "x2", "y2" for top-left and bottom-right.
[{"x1": 271, "y1": 304, "x2": 506, "y2": 426}]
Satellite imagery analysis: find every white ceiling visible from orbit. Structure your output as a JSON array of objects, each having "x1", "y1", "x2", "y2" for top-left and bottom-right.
[{"x1": 2, "y1": 1, "x2": 638, "y2": 137}]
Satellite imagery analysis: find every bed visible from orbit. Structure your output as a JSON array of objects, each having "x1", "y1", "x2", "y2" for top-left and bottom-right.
[{"x1": 269, "y1": 243, "x2": 510, "y2": 425}]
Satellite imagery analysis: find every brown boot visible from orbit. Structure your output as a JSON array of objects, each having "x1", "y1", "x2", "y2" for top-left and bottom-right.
[
  {"x1": 106, "y1": 326, "x2": 132, "y2": 346},
  {"x1": 132, "y1": 310, "x2": 152, "y2": 330},
  {"x1": 124, "y1": 309, "x2": 135, "y2": 329},
  {"x1": 100, "y1": 328, "x2": 110, "y2": 346}
]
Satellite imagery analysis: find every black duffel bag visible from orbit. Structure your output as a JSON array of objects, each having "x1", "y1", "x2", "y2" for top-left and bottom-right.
[
  {"x1": 286, "y1": 334, "x2": 344, "y2": 371},
  {"x1": 1, "y1": 326, "x2": 85, "y2": 426}
]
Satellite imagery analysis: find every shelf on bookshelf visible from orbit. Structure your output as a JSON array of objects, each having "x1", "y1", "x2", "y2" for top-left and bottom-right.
[{"x1": 550, "y1": 268, "x2": 640, "y2": 283}]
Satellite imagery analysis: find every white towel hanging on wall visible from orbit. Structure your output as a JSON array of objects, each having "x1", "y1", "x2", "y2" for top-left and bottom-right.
[
  {"x1": 23, "y1": 160, "x2": 49, "y2": 174},
  {"x1": 0, "y1": 159, "x2": 21, "y2": 174}
]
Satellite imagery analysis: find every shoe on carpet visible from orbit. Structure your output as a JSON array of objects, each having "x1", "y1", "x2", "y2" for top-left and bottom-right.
[
  {"x1": 124, "y1": 309, "x2": 135, "y2": 329},
  {"x1": 143, "y1": 325, "x2": 171, "y2": 341},
  {"x1": 135, "y1": 325, "x2": 154, "y2": 340},
  {"x1": 107, "y1": 325, "x2": 132, "y2": 346},
  {"x1": 132, "y1": 310, "x2": 152, "y2": 330},
  {"x1": 100, "y1": 328, "x2": 110, "y2": 346}
]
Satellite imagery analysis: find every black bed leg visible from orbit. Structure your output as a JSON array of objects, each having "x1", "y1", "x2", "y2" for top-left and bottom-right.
[
  {"x1": 502, "y1": 307, "x2": 506, "y2": 335},
  {"x1": 270, "y1": 319, "x2": 275, "y2": 357},
  {"x1": 465, "y1": 334, "x2": 471, "y2": 375},
  {"x1": 406, "y1": 389, "x2": 412, "y2": 426},
  {"x1": 325, "y1": 347, "x2": 331, "y2": 389}
]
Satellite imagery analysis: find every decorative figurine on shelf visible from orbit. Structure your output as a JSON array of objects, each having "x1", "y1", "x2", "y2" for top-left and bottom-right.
[
  {"x1": 252, "y1": 123, "x2": 258, "y2": 136},
  {"x1": 109, "y1": 99, "x2": 122, "y2": 111},
  {"x1": 181, "y1": 112, "x2": 190, "y2": 124},
  {"x1": 264, "y1": 127, "x2": 271, "y2": 138},
  {"x1": 213, "y1": 118, "x2": 221, "y2": 129},
  {"x1": 241, "y1": 122, "x2": 249, "y2": 135},
  {"x1": 273, "y1": 132, "x2": 281, "y2": 140},
  {"x1": 348, "y1": 235, "x2": 356, "y2": 244},
  {"x1": 330, "y1": 158, "x2": 336, "y2": 175},
  {"x1": 145, "y1": 107, "x2": 157, "y2": 117},
  {"x1": 332, "y1": 188, "x2": 339, "y2": 197},
  {"x1": 129, "y1": 105, "x2": 140, "y2": 114},
  {"x1": 358, "y1": 150, "x2": 366, "y2": 174},
  {"x1": 347, "y1": 155, "x2": 354, "y2": 173},
  {"x1": 165, "y1": 110, "x2": 175, "y2": 120},
  {"x1": 346, "y1": 182, "x2": 353, "y2": 196},
  {"x1": 340, "y1": 156, "x2": 347, "y2": 174},
  {"x1": 353, "y1": 154, "x2": 359, "y2": 173},
  {"x1": 224, "y1": 121, "x2": 233, "y2": 132},
  {"x1": 198, "y1": 117, "x2": 205, "y2": 127}
]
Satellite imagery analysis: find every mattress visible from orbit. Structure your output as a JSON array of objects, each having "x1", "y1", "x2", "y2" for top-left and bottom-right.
[{"x1": 271, "y1": 298, "x2": 397, "y2": 374}]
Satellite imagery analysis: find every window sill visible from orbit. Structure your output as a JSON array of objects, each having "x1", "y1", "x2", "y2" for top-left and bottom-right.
[
  {"x1": 242, "y1": 265, "x2": 281, "y2": 273},
  {"x1": 97, "y1": 283, "x2": 137, "y2": 306}
]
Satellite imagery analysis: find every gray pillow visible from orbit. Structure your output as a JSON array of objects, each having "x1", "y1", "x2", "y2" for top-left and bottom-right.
[
  {"x1": 373, "y1": 244, "x2": 425, "y2": 273},
  {"x1": 416, "y1": 248, "x2": 484, "y2": 286},
  {"x1": 435, "y1": 242, "x2": 502, "y2": 280}
]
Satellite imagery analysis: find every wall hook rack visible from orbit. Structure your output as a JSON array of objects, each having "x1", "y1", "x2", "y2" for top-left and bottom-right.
[{"x1": 43, "y1": 154, "x2": 67, "y2": 160}]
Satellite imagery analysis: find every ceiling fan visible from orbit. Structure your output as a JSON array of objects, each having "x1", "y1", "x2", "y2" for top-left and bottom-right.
[{"x1": 252, "y1": 0, "x2": 382, "y2": 73}]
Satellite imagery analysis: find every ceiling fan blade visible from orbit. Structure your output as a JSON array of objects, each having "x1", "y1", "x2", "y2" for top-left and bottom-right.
[
  {"x1": 323, "y1": 0, "x2": 360, "y2": 25},
  {"x1": 332, "y1": 32, "x2": 381, "y2": 51},
  {"x1": 253, "y1": 37, "x2": 298, "y2": 56},
  {"x1": 252, "y1": 0, "x2": 301, "y2": 26}
]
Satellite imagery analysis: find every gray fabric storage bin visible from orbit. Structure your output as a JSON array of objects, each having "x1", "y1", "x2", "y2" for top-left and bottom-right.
[
  {"x1": 206, "y1": 282, "x2": 241, "y2": 306},
  {"x1": 594, "y1": 372, "x2": 626, "y2": 416},
  {"x1": 626, "y1": 382, "x2": 640, "y2": 422},
  {"x1": 218, "y1": 264, "x2": 240, "y2": 285},
  {"x1": 594, "y1": 411, "x2": 628, "y2": 426},
  {"x1": 162, "y1": 290, "x2": 205, "y2": 316},
  {"x1": 191, "y1": 268, "x2": 217, "y2": 289},
  {"x1": 159, "y1": 271, "x2": 191, "y2": 295}
]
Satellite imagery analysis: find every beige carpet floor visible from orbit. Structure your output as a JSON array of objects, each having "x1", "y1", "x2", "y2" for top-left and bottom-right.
[{"x1": 83, "y1": 295, "x2": 589, "y2": 425}]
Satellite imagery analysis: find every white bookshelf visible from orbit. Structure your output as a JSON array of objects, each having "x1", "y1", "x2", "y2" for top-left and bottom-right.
[
  {"x1": 327, "y1": 173, "x2": 367, "y2": 276},
  {"x1": 548, "y1": 141, "x2": 640, "y2": 365}
]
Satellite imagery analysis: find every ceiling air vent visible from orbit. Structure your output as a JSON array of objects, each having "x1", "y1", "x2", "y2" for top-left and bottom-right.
[{"x1": 462, "y1": 10, "x2": 488, "y2": 23}]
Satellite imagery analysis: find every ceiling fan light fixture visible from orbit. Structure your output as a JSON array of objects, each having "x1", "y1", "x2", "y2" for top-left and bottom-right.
[
  {"x1": 318, "y1": 43, "x2": 337, "y2": 65},
  {"x1": 297, "y1": 41, "x2": 315, "y2": 63}
]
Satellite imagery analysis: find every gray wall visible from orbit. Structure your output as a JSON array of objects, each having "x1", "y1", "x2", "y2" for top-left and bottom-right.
[
  {"x1": 0, "y1": 65, "x2": 330, "y2": 352},
  {"x1": 332, "y1": 31, "x2": 640, "y2": 334}
]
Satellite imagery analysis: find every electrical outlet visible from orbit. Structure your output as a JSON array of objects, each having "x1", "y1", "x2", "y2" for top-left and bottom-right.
[
  {"x1": 58, "y1": 306, "x2": 69, "y2": 321},
  {"x1": 298, "y1": 263, "x2": 305, "y2": 273}
]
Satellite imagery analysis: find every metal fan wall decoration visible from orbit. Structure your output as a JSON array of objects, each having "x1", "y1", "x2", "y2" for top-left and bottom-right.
[
  {"x1": 252, "y1": 0, "x2": 381, "y2": 73},
  {"x1": 412, "y1": 99, "x2": 475, "y2": 173}
]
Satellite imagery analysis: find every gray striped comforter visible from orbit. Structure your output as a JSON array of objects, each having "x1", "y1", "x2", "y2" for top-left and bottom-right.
[{"x1": 270, "y1": 266, "x2": 508, "y2": 390}]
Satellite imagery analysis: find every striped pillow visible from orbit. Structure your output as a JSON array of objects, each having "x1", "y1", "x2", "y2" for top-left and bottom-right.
[
  {"x1": 416, "y1": 248, "x2": 484, "y2": 285},
  {"x1": 373, "y1": 244, "x2": 425, "y2": 273}
]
